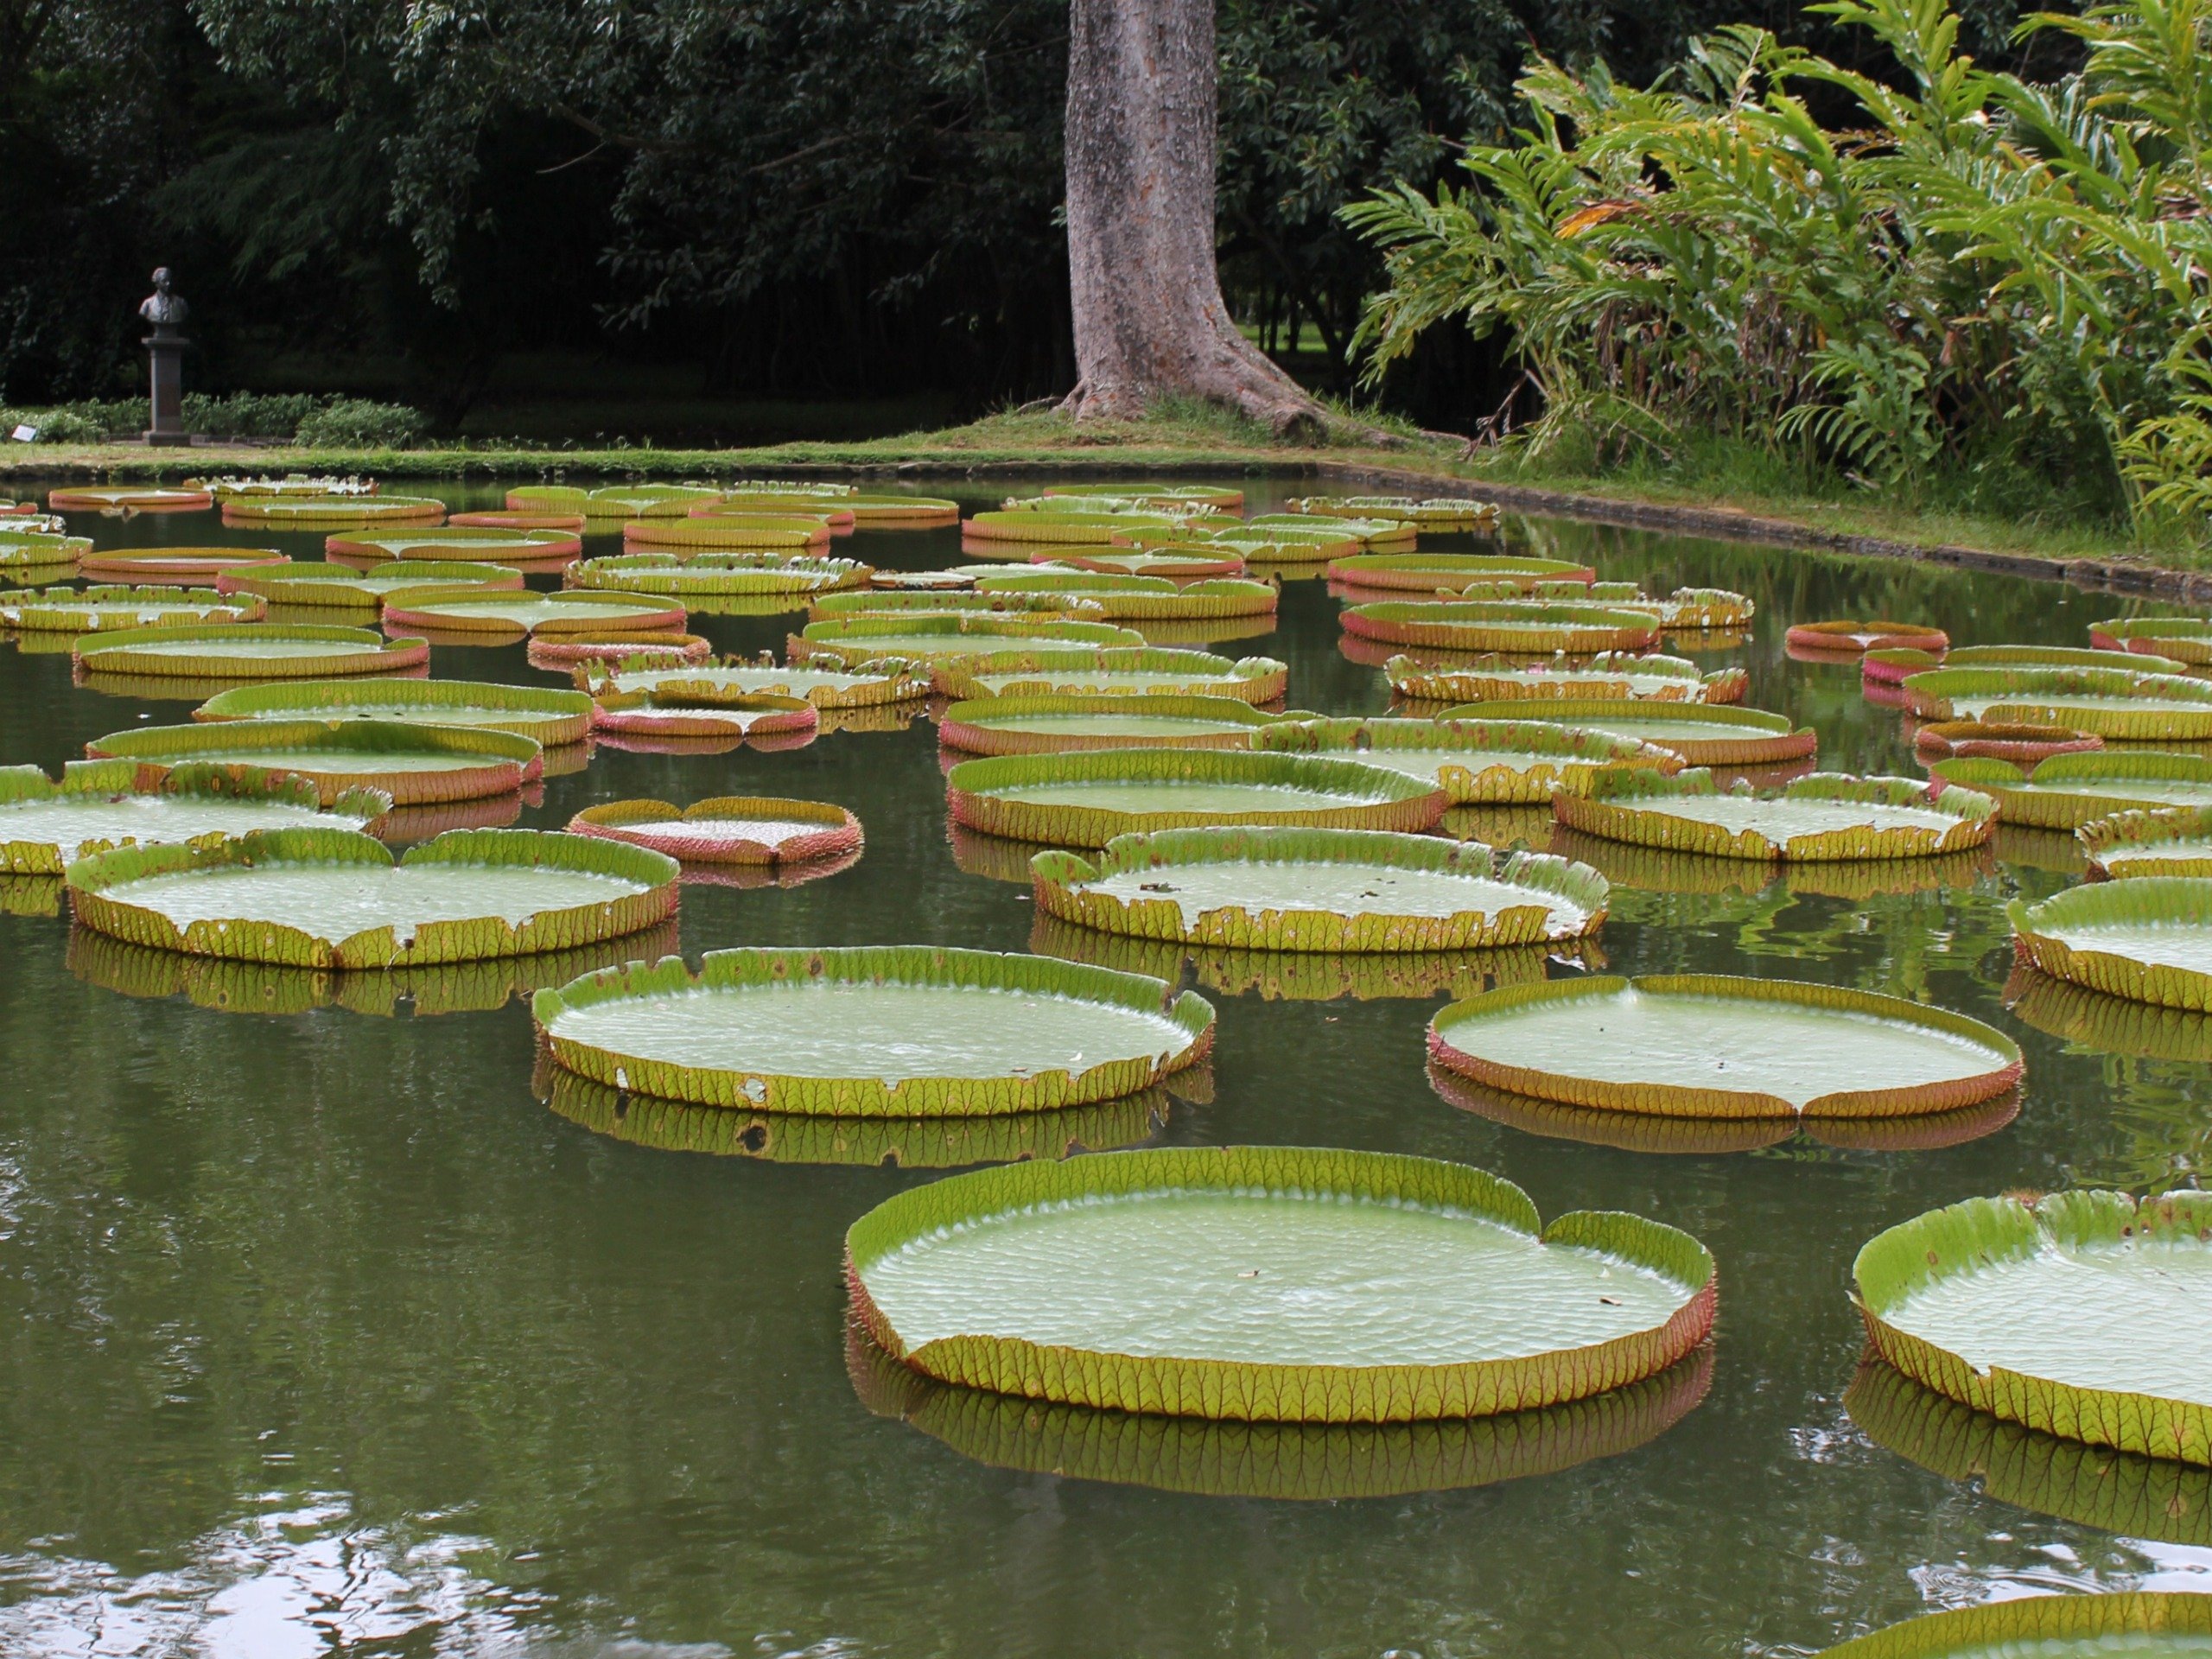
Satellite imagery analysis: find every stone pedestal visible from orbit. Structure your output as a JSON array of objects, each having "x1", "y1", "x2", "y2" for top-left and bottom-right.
[{"x1": 145, "y1": 325, "x2": 190, "y2": 447}]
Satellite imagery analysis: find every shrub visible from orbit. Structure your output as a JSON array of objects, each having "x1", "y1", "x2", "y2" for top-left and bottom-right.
[{"x1": 294, "y1": 399, "x2": 429, "y2": 449}]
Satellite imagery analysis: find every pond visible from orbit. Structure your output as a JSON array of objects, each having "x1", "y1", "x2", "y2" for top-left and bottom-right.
[{"x1": 0, "y1": 477, "x2": 2204, "y2": 1656}]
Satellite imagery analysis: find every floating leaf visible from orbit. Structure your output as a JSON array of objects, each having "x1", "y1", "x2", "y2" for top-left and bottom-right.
[
  {"x1": 1345, "y1": 600, "x2": 1662, "y2": 654},
  {"x1": 568, "y1": 796, "x2": 861, "y2": 865},
  {"x1": 2010, "y1": 876, "x2": 2212, "y2": 1009},
  {"x1": 381, "y1": 591, "x2": 685, "y2": 638},
  {"x1": 0, "y1": 759, "x2": 389, "y2": 874},
  {"x1": 49, "y1": 486, "x2": 213, "y2": 511},
  {"x1": 1904, "y1": 664, "x2": 2212, "y2": 738},
  {"x1": 1435, "y1": 699, "x2": 1814, "y2": 767},
  {"x1": 221, "y1": 495, "x2": 445, "y2": 526},
  {"x1": 1929, "y1": 751, "x2": 2212, "y2": 830},
  {"x1": 1388, "y1": 652, "x2": 1747, "y2": 705},
  {"x1": 1554, "y1": 769, "x2": 1995, "y2": 861},
  {"x1": 931, "y1": 646, "x2": 1288, "y2": 703},
  {"x1": 0, "y1": 584, "x2": 264, "y2": 631},
  {"x1": 324, "y1": 526, "x2": 580, "y2": 564},
  {"x1": 582, "y1": 652, "x2": 925, "y2": 709},
  {"x1": 86, "y1": 717, "x2": 541, "y2": 804},
  {"x1": 1910, "y1": 719, "x2": 2101, "y2": 763},
  {"x1": 938, "y1": 694, "x2": 1295, "y2": 755},
  {"x1": 2078, "y1": 805, "x2": 2212, "y2": 878},
  {"x1": 74, "y1": 623, "x2": 426, "y2": 680},
  {"x1": 1784, "y1": 619, "x2": 1949, "y2": 653},
  {"x1": 1252, "y1": 715, "x2": 1678, "y2": 804},
  {"x1": 793, "y1": 613, "x2": 1143, "y2": 665},
  {"x1": 194, "y1": 678, "x2": 594, "y2": 746},
  {"x1": 2090, "y1": 615, "x2": 2212, "y2": 664},
  {"x1": 76, "y1": 547, "x2": 288, "y2": 584},
  {"x1": 216, "y1": 559, "x2": 524, "y2": 608}
]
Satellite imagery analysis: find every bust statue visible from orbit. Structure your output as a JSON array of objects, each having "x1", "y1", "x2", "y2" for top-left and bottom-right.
[{"x1": 139, "y1": 268, "x2": 189, "y2": 330}]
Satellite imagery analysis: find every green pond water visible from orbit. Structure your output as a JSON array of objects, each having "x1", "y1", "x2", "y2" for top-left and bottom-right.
[
  {"x1": 1081, "y1": 863, "x2": 1587, "y2": 932},
  {"x1": 544, "y1": 982, "x2": 1193, "y2": 1081},
  {"x1": 860, "y1": 1192, "x2": 1688, "y2": 1364},
  {"x1": 1885, "y1": 1237, "x2": 2212, "y2": 1405},
  {"x1": 104, "y1": 862, "x2": 652, "y2": 944},
  {"x1": 1435, "y1": 985, "x2": 2012, "y2": 1109},
  {"x1": 2, "y1": 477, "x2": 2210, "y2": 1654},
  {"x1": 0, "y1": 794, "x2": 355, "y2": 858}
]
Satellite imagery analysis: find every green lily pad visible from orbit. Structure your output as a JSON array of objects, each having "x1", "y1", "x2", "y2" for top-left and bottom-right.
[
  {"x1": 194, "y1": 678, "x2": 594, "y2": 745},
  {"x1": 938, "y1": 695, "x2": 1296, "y2": 757},
  {"x1": 843, "y1": 493, "x2": 960, "y2": 524},
  {"x1": 1854, "y1": 1189, "x2": 2212, "y2": 1467},
  {"x1": 1904, "y1": 664, "x2": 2212, "y2": 738},
  {"x1": 1046, "y1": 549, "x2": 1252, "y2": 577},
  {"x1": 532, "y1": 946, "x2": 1215, "y2": 1116},
  {"x1": 812, "y1": 589, "x2": 1107, "y2": 621},
  {"x1": 1551, "y1": 829, "x2": 1987, "y2": 903},
  {"x1": 964, "y1": 509, "x2": 1180, "y2": 544},
  {"x1": 947, "y1": 749, "x2": 1447, "y2": 845},
  {"x1": 971, "y1": 575, "x2": 1279, "y2": 620},
  {"x1": 589, "y1": 690, "x2": 816, "y2": 741},
  {"x1": 0, "y1": 585, "x2": 264, "y2": 631},
  {"x1": 0, "y1": 531, "x2": 90, "y2": 570},
  {"x1": 1248, "y1": 512, "x2": 1416, "y2": 549},
  {"x1": 1388, "y1": 652, "x2": 1748, "y2": 706},
  {"x1": 1867, "y1": 643, "x2": 2183, "y2": 686},
  {"x1": 1846, "y1": 1359, "x2": 2212, "y2": 1548},
  {"x1": 506, "y1": 483, "x2": 721, "y2": 518},
  {"x1": 1430, "y1": 974, "x2": 2023, "y2": 1120},
  {"x1": 0, "y1": 759, "x2": 390, "y2": 874},
  {"x1": 569, "y1": 552, "x2": 869, "y2": 594},
  {"x1": 933, "y1": 647, "x2": 1289, "y2": 703},
  {"x1": 86, "y1": 718, "x2": 542, "y2": 805},
  {"x1": 1929, "y1": 753, "x2": 2212, "y2": 830},
  {"x1": 568, "y1": 795, "x2": 861, "y2": 864},
  {"x1": 621, "y1": 514, "x2": 833, "y2": 551},
  {"x1": 74, "y1": 624, "x2": 428, "y2": 679},
  {"x1": 76, "y1": 549, "x2": 288, "y2": 583},
  {"x1": 1345, "y1": 600, "x2": 1662, "y2": 654},
  {"x1": 1554, "y1": 770, "x2": 1996, "y2": 861},
  {"x1": 220, "y1": 494, "x2": 445, "y2": 525},
  {"x1": 1435, "y1": 699, "x2": 1815, "y2": 767},
  {"x1": 380, "y1": 591, "x2": 686, "y2": 637},
  {"x1": 2078, "y1": 806, "x2": 2212, "y2": 878},
  {"x1": 67, "y1": 826, "x2": 677, "y2": 967},
  {"x1": 1326, "y1": 552, "x2": 1595, "y2": 591},
  {"x1": 1785, "y1": 619, "x2": 1950, "y2": 653},
  {"x1": 1039, "y1": 482, "x2": 1246, "y2": 510},
  {"x1": 1250, "y1": 716, "x2": 1677, "y2": 804},
  {"x1": 2011, "y1": 877, "x2": 2212, "y2": 1009},
  {"x1": 846, "y1": 1145, "x2": 1714, "y2": 1422},
  {"x1": 1288, "y1": 494, "x2": 1498, "y2": 530},
  {"x1": 203, "y1": 475, "x2": 376, "y2": 499},
  {"x1": 323, "y1": 526, "x2": 579, "y2": 563},
  {"x1": 582, "y1": 654, "x2": 926, "y2": 708},
  {"x1": 852, "y1": 1321, "x2": 1707, "y2": 1498},
  {"x1": 2091, "y1": 615, "x2": 2212, "y2": 664},
  {"x1": 1033, "y1": 826, "x2": 1606, "y2": 951},
  {"x1": 216, "y1": 560, "x2": 524, "y2": 607},
  {"x1": 1817, "y1": 1595, "x2": 2212, "y2": 1657},
  {"x1": 49, "y1": 486, "x2": 213, "y2": 510},
  {"x1": 792, "y1": 613, "x2": 1144, "y2": 665}
]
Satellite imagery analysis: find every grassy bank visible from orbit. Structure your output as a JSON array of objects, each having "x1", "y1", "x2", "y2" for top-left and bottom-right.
[{"x1": 3, "y1": 406, "x2": 2190, "y2": 589}]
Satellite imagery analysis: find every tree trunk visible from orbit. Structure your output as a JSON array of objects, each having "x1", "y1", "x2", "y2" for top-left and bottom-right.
[{"x1": 1058, "y1": 0, "x2": 1332, "y2": 439}]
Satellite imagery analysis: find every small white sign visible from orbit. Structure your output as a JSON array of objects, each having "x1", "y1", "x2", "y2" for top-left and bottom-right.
[{"x1": 9, "y1": 424, "x2": 35, "y2": 442}]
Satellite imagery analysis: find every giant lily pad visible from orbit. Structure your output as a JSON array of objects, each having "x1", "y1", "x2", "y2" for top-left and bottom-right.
[
  {"x1": 540, "y1": 1064, "x2": 1166, "y2": 1166},
  {"x1": 0, "y1": 532, "x2": 89, "y2": 574},
  {"x1": 74, "y1": 623, "x2": 428, "y2": 679},
  {"x1": 791, "y1": 613, "x2": 1144, "y2": 665},
  {"x1": 506, "y1": 484, "x2": 721, "y2": 518},
  {"x1": 380, "y1": 591, "x2": 686, "y2": 638},
  {"x1": 1785, "y1": 620, "x2": 1950, "y2": 654},
  {"x1": 49, "y1": 486, "x2": 213, "y2": 511},
  {"x1": 1818, "y1": 1595, "x2": 2212, "y2": 1657},
  {"x1": 2010, "y1": 877, "x2": 2212, "y2": 1009},
  {"x1": 324, "y1": 526, "x2": 581, "y2": 564},
  {"x1": 1551, "y1": 829, "x2": 1987, "y2": 905},
  {"x1": 1910, "y1": 720, "x2": 2101, "y2": 764},
  {"x1": 853, "y1": 1319, "x2": 1707, "y2": 1498},
  {"x1": 1039, "y1": 482, "x2": 1245, "y2": 511},
  {"x1": 1250, "y1": 716, "x2": 1678, "y2": 804},
  {"x1": 938, "y1": 694, "x2": 1294, "y2": 755},
  {"x1": 842, "y1": 493, "x2": 963, "y2": 525},
  {"x1": 1854, "y1": 1189, "x2": 2212, "y2": 1467},
  {"x1": 527, "y1": 629, "x2": 709, "y2": 668},
  {"x1": 1553, "y1": 770, "x2": 1995, "y2": 861},
  {"x1": 220, "y1": 494, "x2": 445, "y2": 526},
  {"x1": 1846, "y1": 1359, "x2": 2212, "y2": 1548},
  {"x1": 215, "y1": 560, "x2": 524, "y2": 608},
  {"x1": 1033, "y1": 827, "x2": 1606, "y2": 951},
  {"x1": 1903, "y1": 664, "x2": 2212, "y2": 738},
  {"x1": 1388, "y1": 652, "x2": 1748, "y2": 706},
  {"x1": 534, "y1": 946, "x2": 1214, "y2": 1115},
  {"x1": 2090, "y1": 615, "x2": 2212, "y2": 664},
  {"x1": 1429, "y1": 974, "x2": 2022, "y2": 1120},
  {"x1": 931, "y1": 647, "x2": 1289, "y2": 703},
  {"x1": 76, "y1": 548, "x2": 288, "y2": 584},
  {"x1": 569, "y1": 551, "x2": 869, "y2": 596},
  {"x1": 1287, "y1": 494, "x2": 1497, "y2": 531},
  {"x1": 584, "y1": 652, "x2": 925, "y2": 708},
  {"x1": 1344, "y1": 601, "x2": 1662, "y2": 654},
  {"x1": 568, "y1": 795, "x2": 861, "y2": 865},
  {"x1": 589, "y1": 690, "x2": 817, "y2": 741},
  {"x1": 2078, "y1": 806, "x2": 2212, "y2": 878},
  {"x1": 846, "y1": 1145, "x2": 1713, "y2": 1423},
  {"x1": 194, "y1": 678, "x2": 594, "y2": 746},
  {"x1": 0, "y1": 585, "x2": 264, "y2": 631},
  {"x1": 1867, "y1": 642, "x2": 2182, "y2": 686},
  {"x1": 972, "y1": 574, "x2": 1279, "y2": 621},
  {"x1": 86, "y1": 718, "x2": 541, "y2": 804},
  {"x1": 1247, "y1": 512, "x2": 1416, "y2": 550},
  {"x1": 947, "y1": 749, "x2": 1447, "y2": 845},
  {"x1": 0, "y1": 760, "x2": 389, "y2": 874},
  {"x1": 1435, "y1": 699, "x2": 1815, "y2": 767},
  {"x1": 68, "y1": 826, "x2": 677, "y2": 967},
  {"x1": 1325, "y1": 552, "x2": 1596, "y2": 590},
  {"x1": 1046, "y1": 548, "x2": 1251, "y2": 579},
  {"x1": 1928, "y1": 753, "x2": 2212, "y2": 830},
  {"x1": 964, "y1": 509, "x2": 1181, "y2": 545},
  {"x1": 200, "y1": 474, "x2": 377, "y2": 499},
  {"x1": 811, "y1": 589, "x2": 1107, "y2": 622}
]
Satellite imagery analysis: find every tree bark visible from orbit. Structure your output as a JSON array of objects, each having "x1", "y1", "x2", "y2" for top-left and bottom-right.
[{"x1": 1058, "y1": 0, "x2": 1332, "y2": 439}]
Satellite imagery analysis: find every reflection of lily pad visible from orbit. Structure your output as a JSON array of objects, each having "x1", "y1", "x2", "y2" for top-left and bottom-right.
[
  {"x1": 568, "y1": 796, "x2": 861, "y2": 865},
  {"x1": 2011, "y1": 878, "x2": 2212, "y2": 1009},
  {"x1": 1388, "y1": 652, "x2": 1747, "y2": 706},
  {"x1": 1904, "y1": 664, "x2": 2212, "y2": 738},
  {"x1": 2078, "y1": 806, "x2": 2212, "y2": 878},
  {"x1": 933, "y1": 646, "x2": 1288, "y2": 703},
  {"x1": 1325, "y1": 552, "x2": 1592, "y2": 590},
  {"x1": 538, "y1": 1064, "x2": 1167, "y2": 1166},
  {"x1": 1344, "y1": 601, "x2": 1662, "y2": 654},
  {"x1": 0, "y1": 760, "x2": 390, "y2": 874},
  {"x1": 1251, "y1": 716, "x2": 1677, "y2": 804},
  {"x1": 1431, "y1": 974, "x2": 2023, "y2": 1120},
  {"x1": 76, "y1": 623, "x2": 424, "y2": 679},
  {"x1": 1033, "y1": 827, "x2": 1606, "y2": 950},
  {"x1": 1931, "y1": 753, "x2": 2212, "y2": 830},
  {"x1": 68, "y1": 917, "x2": 682, "y2": 1018},
  {"x1": 1548, "y1": 827, "x2": 1990, "y2": 900},
  {"x1": 194, "y1": 678, "x2": 594, "y2": 745},
  {"x1": 534, "y1": 946, "x2": 1214, "y2": 1115},
  {"x1": 938, "y1": 694, "x2": 1292, "y2": 754},
  {"x1": 1436, "y1": 699, "x2": 1815, "y2": 768},
  {"x1": 1428, "y1": 1063, "x2": 2019, "y2": 1154},
  {"x1": 86, "y1": 718, "x2": 541, "y2": 804},
  {"x1": 2004, "y1": 963, "x2": 2212, "y2": 1060},
  {"x1": 947, "y1": 749, "x2": 1447, "y2": 845},
  {"x1": 1554, "y1": 770, "x2": 1995, "y2": 861},
  {"x1": 847, "y1": 1146, "x2": 1716, "y2": 1423},
  {"x1": 1846, "y1": 1359, "x2": 2212, "y2": 1548},
  {"x1": 1854, "y1": 1189, "x2": 2212, "y2": 1466},
  {"x1": 68, "y1": 826, "x2": 679, "y2": 967},
  {"x1": 1029, "y1": 912, "x2": 1579, "y2": 1001},
  {"x1": 851, "y1": 1319, "x2": 1709, "y2": 1499}
]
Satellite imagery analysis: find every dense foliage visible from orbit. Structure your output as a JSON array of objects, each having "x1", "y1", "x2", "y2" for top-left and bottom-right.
[{"x1": 1346, "y1": 0, "x2": 2212, "y2": 537}]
